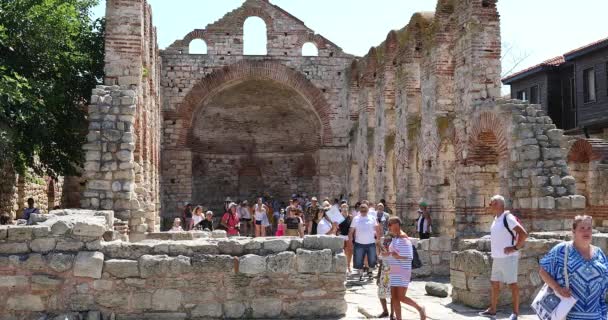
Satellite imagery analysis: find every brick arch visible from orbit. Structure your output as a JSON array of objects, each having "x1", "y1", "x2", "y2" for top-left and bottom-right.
[
  {"x1": 236, "y1": 8, "x2": 274, "y2": 31},
  {"x1": 568, "y1": 138, "x2": 608, "y2": 163},
  {"x1": 295, "y1": 33, "x2": 326, "y2": 53},
  {"x1": 169, "y1": 60, "x2": 333, "y2": 147},
  {"x1": 181, "y1": 29, "x2": 212, "y2": 48},
  {"x1": 466, "y1": 112, "x2": 508, "y2": 164}
]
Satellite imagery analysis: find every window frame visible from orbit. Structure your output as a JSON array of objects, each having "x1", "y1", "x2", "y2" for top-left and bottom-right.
[
  {"x1": 516, "y1": 89, "x2": 527, "y2": 101},
  {"x1": 583, "y1": 67, "x2": 596, "y2": 103},
  {"x1": 529, "y1": 85, "x2": 539, "y2": 104}
]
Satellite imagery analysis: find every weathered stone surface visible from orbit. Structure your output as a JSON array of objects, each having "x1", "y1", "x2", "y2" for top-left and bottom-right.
[
  {"x1": 266, "y1": 251, "x2": 296, "y2": 273},
  {"x1": 223, "y1": 301, "x2": 246, "y2": 318},
  {"x1": 7, "y1": 294, "x2": 45, "y2": 311},
  {"x1": 104, "y1": 259, "x2": 139, "y2": 278},
  {"x1": 73, "y1": 220, "x2": 107, "y2": 237},
  {"x1": 296, "y1": 248, "x2": 333, "y2": 273},
  {"x1": 0, "y1": 275, "x2": 29, "y2": 288},
  {"x1": 73, "y1": 251, "x2": 104, "y2": 279},
  {"x1": 191, "y1": 254, "x2": 234, "y2": 273},
  {"x1": 7, "y1": 226, "x2": 33, "y2": 241},
  {"x1": 239, "y1": 254, "x2": 267, "y2": 275},
  {"x1": 262, "y1": 238, "x2": 291, "y2": 253},
  {"x1": 251, "y1": 298, "x2": 282, "y2": 318},
  {"x1": 30, "y1": 237, "x2": 57, "y2": 253},
  {"x1": 152, "y1": 289, "x2": 182, "y2": 311},
  {"x1": 425, "y1": 282, "x2": 449, "y2": 297},
  {"x1": 191, "y1": 303, "x2": 222, "y2": 318},
  {"x1": 139, "y1": 254, "x2": 191, "y2": 278},
  {"x1": 571, "y1": 195, "x2": 586, "y2": 209},
  {"x1": 0, "y1": 242, "x2": 30, "y2": 254},
  {"x1": 302, "y1": 235, "x2": 344, "y2": 252},
  {"x1": 31, "y1": 275, "x2": 63, "y2": 290},
  {"x1": 48, "y1": 253, "x2": 75, "y2": 272}
]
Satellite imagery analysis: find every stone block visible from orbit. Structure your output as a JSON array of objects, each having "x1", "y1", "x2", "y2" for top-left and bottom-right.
[
  {"x1": 561, "y1": 175, "x2": 576, "y2": 186},
  {"x1": 556, "y1": 196, "x2": 572, "y2": 210},
  {"x1": 283, "y1": 299, "x2": 346, "y2": 318},
  {"x1": 550, "y1": 175, "x2": 562, "y2": 186},
  {"x1": 7, "y1": 226, "x2": 33, "y2": 241},
  {"x1": 521, "y1": 145, "x2": 540, "y2": 161},
  {"x1": 211, "y1": 230, "x2": 227, "y2": 238},
  {"x1": 538, "y1": 196, "x2": 555, "y2": 209},
  {"x1": 223, "y1": 301, "x2": 246, "y2": 318},
  {"x1": 450, "y1": 270, "x2": 467, "y2": 289},
  {"x1": 0, "y1": 242, "x2": 29, "y2": 254},
  {"x1": 93, "y1": 279, "x2": 113, "y2": 291},
  {"x1": 31, "y1": 275, "x2": 63, "y2": 290},
  {"x1": 48, "y1": 253, "x2": 75, "y2": 272},
  {"x1": 74, "y1": 251, "x2": 104, "y2": 279},
  {"x1": 333, "y1": 252, "x2": 347, "y2": 273},
  {"x1": 0, "y1": 275, "x2": 29, "y2": 288},
  {"x1": 296, "y1": 248, "x2": 332, "y2": 273},
  {"x1": 192, "y1": 303, "x2": 222, "y2": 318},
  {"x1": 425, "y1": 282, "x2": 449, "y2": 297},
  {"x1": 139, "y1": 254, "x2": 191, "y2": 278},
  {"x1": 30, "y1": 237, "x2": 57, "y2": 253},
  {"x1": 31, "y1": 225, "x2": 51, "y2": 237},
  {"x1": 104, "y1": 259, "x2": 139, "y2": 278},
  {"x1": 191, "y1": 254, "x2": 234, "y2": 273},
  {"x1": 302, "y1": 235, "x2": 344, "y2": 252},
  {"x1": 152, "y1": 289, "x2": 182, "y2": 311},
  {"x1": 7, "y1": 294, "x2": 45, "y2": 311},
  {"x1": 56, "y1": 239, "x2": 85, "y2": 251},
  {"x1": 266, "y1": 251, "x2": 296, "y2": 273},
  {"x1": 239, "y1": 254, "x2": 267, "y2": 275},
  {"x1": 251, "y1": 298, "x2": 282, "y2": 318},
  {"x1": 262, "y1": 238, "x2": 291, "y2": 253},
  {"x1": 217, "y1": 239, "x2": 244, "y2": 255},
  {"x1": 429, "y1": 236, "x2": 452, "y2": 251},
  {"x1": 96, "y1": 291, "x2": 129, "y2": 308},
  {"x1": 571, "y1": 195, "x2": 586, "y2": 209}
]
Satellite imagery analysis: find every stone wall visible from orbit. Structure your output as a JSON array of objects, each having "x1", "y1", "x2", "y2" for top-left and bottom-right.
[
  {"x1": 0, "y1": 210, "x2": 347, "y2": 319},
  {"x1": 82, "y1": 0, "x2": 162, "y2": 240},
  {"x1": 413, "y1": 236, "x2": 453, "y2": 278},
  {"x1": 450, "y1": 234, "x2": 608, "y2": 308},
  {"x1": 0, "y1": 164, "x2": 64, "y2": 219},
  {"x1": 159, "y1": 0, "x2": 354, "y2": 216}
]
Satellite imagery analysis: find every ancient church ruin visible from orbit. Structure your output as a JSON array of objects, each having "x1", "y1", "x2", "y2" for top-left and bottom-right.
[{"x1": 0, "y1": 0, "x2": 606, "y2": 239}]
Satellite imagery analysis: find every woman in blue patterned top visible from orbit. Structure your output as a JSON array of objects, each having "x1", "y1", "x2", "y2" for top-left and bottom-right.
[{"x1": 539, "y1": 215, "x2": 608, "y2": 320}]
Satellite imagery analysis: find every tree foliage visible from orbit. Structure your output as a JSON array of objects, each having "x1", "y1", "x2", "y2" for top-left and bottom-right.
[{"x1": 0, "y1": 0, "x2": 104, "y2": 177}]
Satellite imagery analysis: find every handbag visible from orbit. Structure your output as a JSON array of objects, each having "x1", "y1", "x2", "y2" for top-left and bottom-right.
[{"x1": 531, "y1": 242, "x2": 577, "y2": 320}]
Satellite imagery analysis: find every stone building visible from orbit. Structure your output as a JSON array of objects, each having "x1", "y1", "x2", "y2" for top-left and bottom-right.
[{"x1": 0, "y1": 0, "x2": 603, "y2": 238}]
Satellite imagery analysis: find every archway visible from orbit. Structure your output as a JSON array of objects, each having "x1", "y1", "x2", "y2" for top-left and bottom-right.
[
  {"x1": 163, "y1": 61, "x2": 334, "y2": 213},
  {"x1": 188, "y1": 79, "x2": 322, "y2": 207}
]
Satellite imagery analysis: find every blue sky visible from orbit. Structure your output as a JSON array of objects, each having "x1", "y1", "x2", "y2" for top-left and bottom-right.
[{"x1": 92, "y1": 0, "x2": 607, "y2": 93}]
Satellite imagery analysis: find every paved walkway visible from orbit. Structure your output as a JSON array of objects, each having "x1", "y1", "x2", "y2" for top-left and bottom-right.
[{"x1": 342, "y1": 273, "x2": 538, "y2": 320}]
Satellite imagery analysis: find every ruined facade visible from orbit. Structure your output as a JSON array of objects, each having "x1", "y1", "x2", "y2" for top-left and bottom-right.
[{"x1": 67, "y1": 0, "x2": 608, "y2": 236}]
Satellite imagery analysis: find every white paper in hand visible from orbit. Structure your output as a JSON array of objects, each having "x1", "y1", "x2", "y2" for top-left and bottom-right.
[{"x1": 326, "y1": 206, "x2": 345, "y2": 224}]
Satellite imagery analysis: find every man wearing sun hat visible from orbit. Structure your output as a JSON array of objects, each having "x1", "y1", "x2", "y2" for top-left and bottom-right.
[
  {"x1": 305, "y1": 196, "x2": 321, "y2": 234},
  {"x1": 415, "y1": 200, "x2": 432, "y2": 239}
]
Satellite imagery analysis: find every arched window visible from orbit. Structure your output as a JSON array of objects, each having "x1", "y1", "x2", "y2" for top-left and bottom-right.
[
  {"x1": 189, "y1": 39, "x2": 207, "y2": 54},
  {"x1": 243, "y1": 16, "x2": 267, "y2": 55},
  {"x1": 302, "y1": 42, "x2": 318, "y2": 56}
]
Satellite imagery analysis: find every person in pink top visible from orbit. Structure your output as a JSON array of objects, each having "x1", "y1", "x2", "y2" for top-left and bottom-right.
[
  {"x1": 275, "y1": 218, "x2": 286, "y2": 236},
  {"x1": 221, "y1": 202, "x2": 240, "y2": 236}
]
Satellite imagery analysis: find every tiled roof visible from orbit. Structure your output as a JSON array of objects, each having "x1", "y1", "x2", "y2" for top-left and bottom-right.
[
  {"x1": 501, "y1": 56, "x2": 564, "y2": 84},
  {"x1": 564, "y1": 36, "x2": 608, "y2": 59},
  {"x1": 502, "y1": 35, "x2": 608, "y2": 84}
]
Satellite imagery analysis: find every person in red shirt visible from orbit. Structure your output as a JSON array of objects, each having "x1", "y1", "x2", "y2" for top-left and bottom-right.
[{"x1": 221, "y1": 202, "x2": 240, "y2": 236}]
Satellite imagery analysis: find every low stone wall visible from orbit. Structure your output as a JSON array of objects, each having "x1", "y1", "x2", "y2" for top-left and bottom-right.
[
  {"x1": 413, "y1": 237, "x2": 453, "y2": 278},
  {"x1": 0, "y1": 210, "x2": 347, "y2": 319},
  {"x1": 450, "y1": 234, "x2": 608, "y2": 308}
]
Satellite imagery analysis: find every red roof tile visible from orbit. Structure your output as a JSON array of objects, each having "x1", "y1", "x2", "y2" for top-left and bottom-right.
[
  {"x1": 564, "y1": 36, "x2": 608, "y2": 57},
  {"x1": 502, "y1": 56, "x2": 564, "y2": 83}
]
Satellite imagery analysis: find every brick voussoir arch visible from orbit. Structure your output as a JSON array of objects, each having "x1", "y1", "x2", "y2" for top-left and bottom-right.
[
  {"x1": 568, "y1": 138, "x2": 608, "y2": 163},
  {"x1": 171, "y1": 60, "x2": 334, "y2": 147},
  {"x1": 467, "y1": 111, "x2": 509, "y2": 160}
]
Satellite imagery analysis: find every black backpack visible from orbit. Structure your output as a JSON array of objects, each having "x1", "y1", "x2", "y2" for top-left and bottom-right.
[
  {"x1": 503, "y1": 213, "x2": 523, "y2": 245},
  {"x1": 412, "y1": 245, "x2": 422, "y2": 269}
]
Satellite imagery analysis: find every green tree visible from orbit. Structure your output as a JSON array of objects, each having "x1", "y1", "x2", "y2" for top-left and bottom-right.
[{"x1": 0, "y1": 0, "x2": 104, "y2": 177}]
